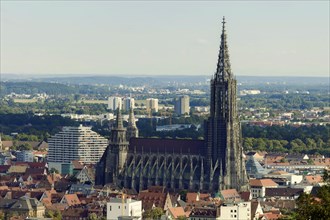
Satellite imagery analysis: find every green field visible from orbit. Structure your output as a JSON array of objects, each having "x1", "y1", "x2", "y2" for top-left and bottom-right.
[
  {"x1": 78, "y1": 100, "x2": 108, "y2": 104},
  {"x1": 13, "y1": 99, "x2": 38, "y2": 103}
]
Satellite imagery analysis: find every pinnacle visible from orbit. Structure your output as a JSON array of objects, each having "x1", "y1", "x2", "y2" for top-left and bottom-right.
[
  {"x1": 128, "y1": 108, "x2": 137, "y2": 128},
  {"x1": 115, "y1": 108, "x2": 124, "y2": 129}
]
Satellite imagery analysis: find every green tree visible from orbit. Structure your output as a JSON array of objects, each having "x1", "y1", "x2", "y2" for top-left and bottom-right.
[
  {"x1": 143, "y1": 207, "x2": 164, "y2": 220},
  {"x1": 243, "y1": 138, "x2": 254, "y2": 151},
  {"x1": 0, "y1": 211, "x2": 5, "y2": 220},
  {"x1": 254, "y1": 139, "x2": 267, "y2": 151},
  {"x1": 306, "y1": 138, "x2": 317, "y2": 149},
  {"x1": 292, "y1": 170, "x2": 330, "y2": 220},
  {"x1": 49, "y1": 168, "x2": 59, "y2": 174},
  {"x1": 17, "y1": 143, "x2": 33, "y2": 151},
  {"x1": 45, "y1": 210, "x2": 62, "y2": 220},
  {"x1": 87, "y1": 213, "x2": 98, "y2": 220}
]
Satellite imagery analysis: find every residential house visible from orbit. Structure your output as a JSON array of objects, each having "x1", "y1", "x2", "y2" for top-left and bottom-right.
[
  {"x1": 75, "y1": 165, "x2": 95, "y2": 185},
  {"x1": 138, "y1": 186, "x2": 173, "y2": 211},
  {"x1": 189, "y1": 207, "x2": 219, "y2": 220},
  {"x1": 220, "y1": 189, "x2": 241, "y2": 202},
  {"x1": 60, "y1": 194, "x2": 81, "y2": 207},
  {"x1": 301, "y1": 175, "x2": 323, "y2": 186},
  {"x1": 0, "y1": 197, "x2": 45, "y2": 218},
  {"x1": 186, "y1": 192, "x2": 211, "y2": 203},
  {"x1": 265, "y1": 188, "x2": 304, "y2": 200},
  {"x1": 219, "y1": 201, "x2": 251, "y2": 220},
  {"x1": 166, "y1": 207, "x2": 190, "y2": 220},
  {"x1": 251, "y1": 201, "x2": 263, "y2": 220},
  {"x1": 8, "y1": 165, "x2": 28, "y2": 174},
  {"x1": 250, "y1": 179, "x2": 278, "y2": 199},
  {"x1": 62, "y1": 206, "x2": 88, "y2": 220},
  {"x1": 69, "y1": 183, "x2": 94, "y2": 196}
]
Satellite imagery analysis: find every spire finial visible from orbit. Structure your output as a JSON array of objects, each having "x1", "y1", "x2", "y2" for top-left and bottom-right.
[
  {"x1": 222, "y1": 16, "x2": 226, "y2": 31},
  {"x1": 215, "y1": 16, "x2": 232, "y2": 80}
]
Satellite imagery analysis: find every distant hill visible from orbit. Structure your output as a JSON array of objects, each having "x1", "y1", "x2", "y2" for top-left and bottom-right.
[
  {"x1": 2, "y1": 74, "x2": 328, "y2": 86},
  {"x1": 1, "y1": 82, "x2": 76, "y2": 96}
]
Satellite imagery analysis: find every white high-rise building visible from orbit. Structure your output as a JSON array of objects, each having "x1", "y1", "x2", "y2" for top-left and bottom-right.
[
  {"x1": 174, "y1": 95, "x2": 190, "y2": 115},
  {"x1": 48, "y1": 125, "x2": 108, "y2": 164},
  {"x1": 108, "y1": 97, "x2": 122, "y2": 111},
  {"x1": 146, "y1": 98, "x2": 159, "y2": 113},
  {"x1": 123, "y1": 97, "x2": 135, "y2": 111}
]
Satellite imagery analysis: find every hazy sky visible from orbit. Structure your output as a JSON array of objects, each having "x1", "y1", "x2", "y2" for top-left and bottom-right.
[{"x1": 1, "y1": 1, "x2": 329, "y2": 77}]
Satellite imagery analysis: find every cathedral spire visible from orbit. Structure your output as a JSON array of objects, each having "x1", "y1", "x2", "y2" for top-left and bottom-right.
[
  {"x1": 115, "y1": 108, "x2": 124, "y2": 130},
  {"x1": 215, "y1": 16, "x2": 232, "y2": 80}
]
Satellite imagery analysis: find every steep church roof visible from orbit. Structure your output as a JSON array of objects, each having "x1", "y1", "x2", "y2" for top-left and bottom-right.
[{"x1": 129, "y1": 138, "x2": 204, "y2": 155}]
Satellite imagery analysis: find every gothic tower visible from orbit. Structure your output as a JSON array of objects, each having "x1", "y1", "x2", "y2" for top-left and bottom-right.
[
  {"x1": 205, "y1": 17, "x2": 249, "y2": 191},
  {"x1": 126, "y1": 108, "x2": 139, "y2": 141},
  {"x1": 104, "y1": 109, "x2": 129, "y2": 184}
]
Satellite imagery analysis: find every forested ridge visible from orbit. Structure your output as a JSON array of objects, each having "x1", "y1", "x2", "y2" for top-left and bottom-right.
[{"x1": 1, "y1": 113, "x2": 329, "y2": 155}]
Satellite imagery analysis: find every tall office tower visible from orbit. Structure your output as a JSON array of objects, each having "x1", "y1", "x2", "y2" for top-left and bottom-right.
[
  {"x1": 123, "y1": 97, "x2": 135, "y2": 112},
  {"x1": 204, "y1": 17, "x2": 249, "y2": 190},
  {"x1": 174, "y1": 95, "x2": 190, "y2": 115},
  {"x1": 146, "y1": 98, "x2": 159, "y2": 113},
  {"x1": 108, "y1": 97, "x2": 122, "y2": 111},
  {"x1": 48, "y1": 125, "x2": 108, "y2": 164}
]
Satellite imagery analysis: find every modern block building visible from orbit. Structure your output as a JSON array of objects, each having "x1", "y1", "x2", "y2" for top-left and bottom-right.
[
  {"x1": 108, "y1": 97, "x2": 122, "y2": 111},
  {"x1": 174, "y1": 95, "x2": 190, "y2": 115},
  {"x1": 96, "y1": 18, "x2": 249, "y2": 192},
  {"x1": 48, "y1": 125, "x2": 108, "y2": 164},
  {"x1": 16, "y1": 150, "x2": 34, "y2": 162},
  {"x1": 123, "y1": 97, "x2": 135, "y2": 112},
  {"x1": 146, "y1": 98, "x2": 159, "y2": 113}
]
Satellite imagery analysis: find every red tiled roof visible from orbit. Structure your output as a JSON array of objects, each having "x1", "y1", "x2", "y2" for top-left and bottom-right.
[
  {"x1": 186, "y1": 193, "x2": 211, "y2": 203},
  {"x1": 129, "y1": 138, "x2": 204, "y2": 154},
  {"x1": 263, "y1": 212, "x2": 282, "y2": 220},
  {"x1": 63, "y1": 194, "x2": 81, "y2": 206},
  {"x1": 250, "y1": 179, "x2": 278, "y2": 187},
  {"x1": 304, "y1": 175, "x2": 323, "y2": 184},
  {"x1": 220, "y1": 189, "x2": 240, "y2": 200},
  {"x1": 240, "y1": 191, "x2": 251, "y2": 202},
  {"x1": 138, "y1": 191, "x2": 167, "y2": 210},
  {"x1": 168, "y1": 207, "x2": 188, "y2": 218},
  {"x1": 25, "y1": 168, "x2": 46, "y2": 175},
  {"x1": 14, "y1": 162, "x2": 46, "y2": 168}
]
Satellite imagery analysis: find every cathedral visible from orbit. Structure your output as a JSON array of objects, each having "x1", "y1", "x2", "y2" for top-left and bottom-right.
[{"x1": 96, "y1": 18, "x2": 249, "y2": 192}]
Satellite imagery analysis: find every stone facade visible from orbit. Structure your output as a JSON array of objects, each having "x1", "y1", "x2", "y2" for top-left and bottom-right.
[{"x1": 96, "y1": 18, "x2": 249, "y2": 192}]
